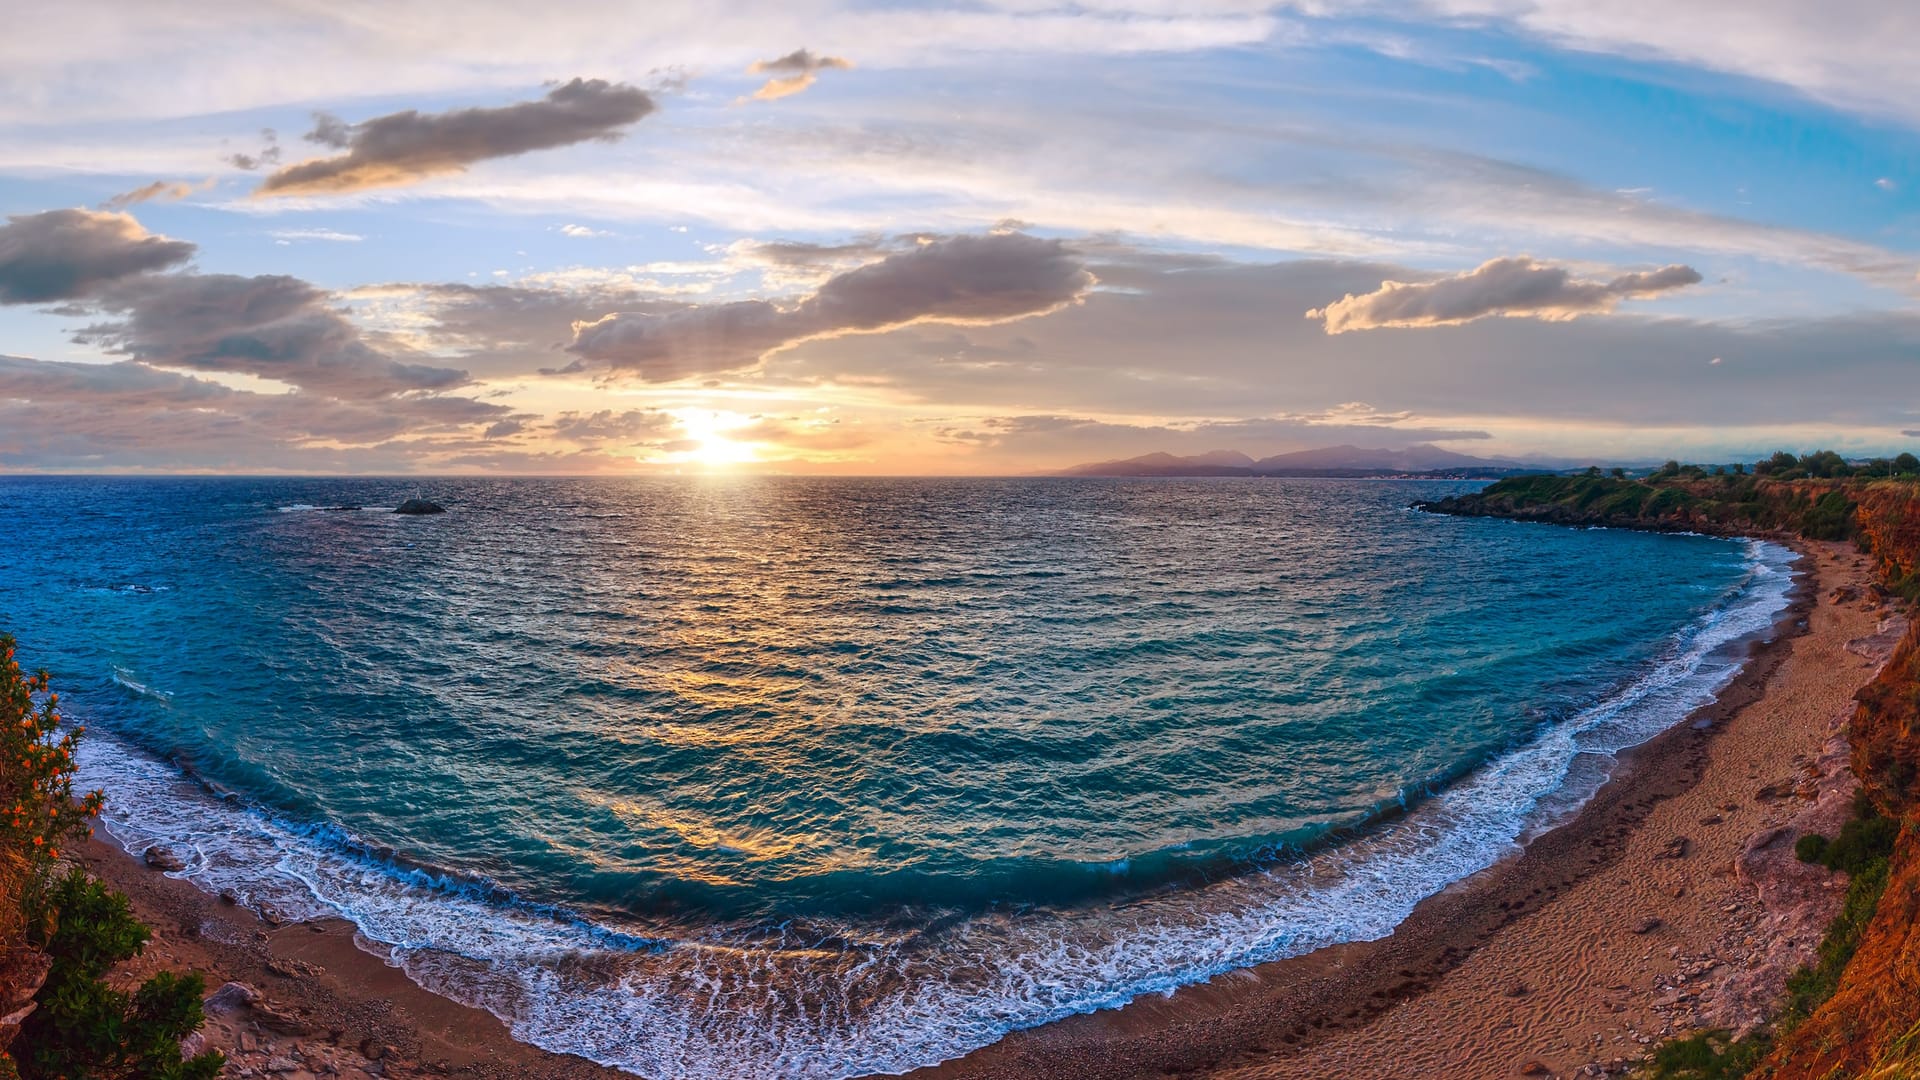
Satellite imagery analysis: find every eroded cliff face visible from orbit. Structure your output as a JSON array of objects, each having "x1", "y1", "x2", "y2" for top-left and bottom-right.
[
  {"x1": 1761, "y1": 617, "x2": 1920, "y2": 1079},
  {"x1": 1730, "y1": 485, "x2": 1920, "y2": 1079}
]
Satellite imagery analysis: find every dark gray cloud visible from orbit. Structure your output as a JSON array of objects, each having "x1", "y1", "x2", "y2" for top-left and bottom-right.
[
  {"x1": 1307, "y1": 255, "x2": 1703, "y2": 333},
  {"x1": 0, "y1": 209, "x2": 196, "y2": 303},
  {"x1": 740, "y1": 238, "x2": 890, "y2": 267},
  {"x1": 75, "y1": 273, "x2": 470, "y2": 398},
  {"x1": 226, "y1": 128, "x2": 282, "y2": 171},
  {"x1": 304, "y1": 112, "x2": 353, "y2": 149},
  {"x1": 565, "y1": 232, "x2": 1094, "y2": 381},
  {"x1": 746, "y1": 49, "x2": 854, "y2": 101},
  {"x1": 257, "y1": 79, "x2": 656, "y2": 196}
]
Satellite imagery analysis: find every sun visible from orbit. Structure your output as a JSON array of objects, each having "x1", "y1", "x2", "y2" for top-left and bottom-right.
[{"x1": 673, "y1": 410, "x2": 760, "y2": 468}]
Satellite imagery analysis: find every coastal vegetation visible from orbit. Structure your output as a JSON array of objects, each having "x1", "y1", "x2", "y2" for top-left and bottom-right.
[
  {"x1": 0, "y1": 635, "x2": 222, "y2": 1079},
  {"x1": 1424, "y1": 460, "x2": 1920, "y2": 1080}
]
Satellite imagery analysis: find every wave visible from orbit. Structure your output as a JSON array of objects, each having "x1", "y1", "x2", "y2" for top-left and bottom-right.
[
  {"x1": 75, "y1": 538, "x2": 1797, "y2": 1080},
  {"x1": 111, "y1": 666, "x2": 173, "y2": 703}
]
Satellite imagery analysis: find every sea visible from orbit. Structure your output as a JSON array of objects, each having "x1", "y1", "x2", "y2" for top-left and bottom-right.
[{"x1": 0, "y1": 476, "x2": 1795, "y2": 1078}]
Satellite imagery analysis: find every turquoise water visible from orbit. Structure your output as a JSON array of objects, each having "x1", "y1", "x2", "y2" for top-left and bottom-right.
[{"x1": 0, "y1": 476, "x2": 1792, "y2": 1077}]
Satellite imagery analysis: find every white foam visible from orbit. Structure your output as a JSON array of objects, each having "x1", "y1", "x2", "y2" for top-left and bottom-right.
[
  {"x1": 75, "y1": 539, "x2": 1797, "y2": 1080},
  {"x1": 110, "y1": 666, "x2": 174, "y2": 703}
]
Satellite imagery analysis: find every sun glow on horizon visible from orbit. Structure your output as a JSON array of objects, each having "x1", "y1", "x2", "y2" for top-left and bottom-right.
[{"x1": 672, "y1": 409, "x2": 761, "y2": 468}]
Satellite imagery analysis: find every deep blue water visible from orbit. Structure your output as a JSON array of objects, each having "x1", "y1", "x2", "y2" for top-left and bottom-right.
[{"x1": 0, "y1": 476, "x2": 1792, "y2": 1077}]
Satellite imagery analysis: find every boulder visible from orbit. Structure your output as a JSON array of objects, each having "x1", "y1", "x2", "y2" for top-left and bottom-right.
[
  {"x1": 204, "y1": 981, "x2": 260, "y2": 1016},
  {"x1": 144, "y1": 844, "x2": 187, "y2": 871},
  {"x1": 393, "y1": 498, "x2": 445, "y2": 515}
]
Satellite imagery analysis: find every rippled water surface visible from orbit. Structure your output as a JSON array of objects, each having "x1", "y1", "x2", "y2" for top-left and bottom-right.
[{"x1": 0, "y1": 476, "x2": 1792, "y2": 1077}]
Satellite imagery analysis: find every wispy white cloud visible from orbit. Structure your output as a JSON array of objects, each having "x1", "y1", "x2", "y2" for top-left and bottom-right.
[{"x1": 268, "y1": 227, "x2": 364, "y2": 243}]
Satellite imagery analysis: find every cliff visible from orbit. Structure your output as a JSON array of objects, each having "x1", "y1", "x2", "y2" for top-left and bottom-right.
[{"x1": 1760, "y1": 483, "x2": 1920, "y2": 1079}]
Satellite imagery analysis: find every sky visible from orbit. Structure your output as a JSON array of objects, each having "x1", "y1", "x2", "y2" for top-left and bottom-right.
[{"x1": 1, "y1": 1, "x2": 1916, "y2": 475}]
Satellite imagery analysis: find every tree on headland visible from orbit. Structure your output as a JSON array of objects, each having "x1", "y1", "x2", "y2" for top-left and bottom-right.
[
  {"x1": 0, "y1": 636, "x2": 223, "y2": 1080},
  {"x1": 1800, "y1": 449, "x2": 1850, "y2": 478}
]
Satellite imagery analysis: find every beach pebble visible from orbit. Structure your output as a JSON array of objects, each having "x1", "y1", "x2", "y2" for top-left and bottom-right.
[
  {"x1": 1633, "y1": 917, "x2": 1663, "y2": 935},
  {"x1": 1520, "y1": 1060, "x2": 1551, "y2": 1075},
  {"x1": 267, "y1": 958, "x2": 326, "y2": 979}
]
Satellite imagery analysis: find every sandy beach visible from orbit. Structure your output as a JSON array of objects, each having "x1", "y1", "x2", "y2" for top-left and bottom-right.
[{"x1": 73, "y1": 540, "x2": 1895, "y2": 1080}]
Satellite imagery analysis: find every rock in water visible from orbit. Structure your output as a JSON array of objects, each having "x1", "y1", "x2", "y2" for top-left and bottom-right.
[
  {"x1": 393, "y1": 498, "x2": 445, "y2": 515},
  {"x1": 143, "y1": 844, "x2": 187, "y2": 871}
]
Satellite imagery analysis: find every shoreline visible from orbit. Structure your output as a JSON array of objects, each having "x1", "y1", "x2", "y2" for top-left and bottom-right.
[
  {"x1": 70, "y1": 539, "x2": 1878, "y2": 1080},
  {"x1": 915, "y1": 539, "x2": 1888, "y2": 1080}
]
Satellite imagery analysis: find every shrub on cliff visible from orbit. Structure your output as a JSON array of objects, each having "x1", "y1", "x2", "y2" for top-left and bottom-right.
[
  {"x1": 15, "y1": 871, "x2": 222, "y2": 1080},
  {"x1": 0, "y1": 637, "x2": 223, "y2": 1080}
]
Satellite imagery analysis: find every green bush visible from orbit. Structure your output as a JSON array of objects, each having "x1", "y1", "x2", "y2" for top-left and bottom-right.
[
  {"x1": 1643, "y1": 1029, "x2": 1770, "y2": 1079},
  {"x1": 15, "y1": 870, "x2": 223, "y2": 1080},
  {"x1": 1783, "y1": 856, "x2": 1891, "y2": 1021},
  {"x1": 1794, "y1": 832, "x2": 1829, "y2": 864},
  {"x1": 1801, "y1": 489, "x2": 1860, "y2": 541},
  {"x1": 1794, "y1": 792, "x2": 1900, "y2": 875}
]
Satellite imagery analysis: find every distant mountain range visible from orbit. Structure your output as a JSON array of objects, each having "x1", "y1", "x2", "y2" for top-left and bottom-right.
[{"x1": 1059, "y1": 444, "x2": 1536, "y2": 478}]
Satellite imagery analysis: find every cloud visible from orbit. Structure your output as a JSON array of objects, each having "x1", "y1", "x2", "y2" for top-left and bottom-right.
[
  {"x1": 1878, "y1": 177, "x2": 1899, "y2": 192},
  {"x1": 930, "y1": 412, "x2": 1494, "y2": 463},
  {"x1": 269, "y1": 228, "x2": 363, "y2": 243},
  {"x1": 304, "y1": 112, "x2": 353, "y2": 149},
  {"x1": 101, "y1": 180, "x2": 209, "y2": 210},
  {"x1": 354, "y1": 280, "x2": 684, "y2": 378},
  {"x1": 0, "y1": 353, "x2": 510, "y2": 471},
  {"x1": 74, "y1": 272, "x2": 471, "y2": 398},
  {"x1": 1306, "y1": 256, "x2": 1702, "y2": 333},
  {"x1": 255, "y1": 78, "x2": 657, "y2": 196},
  {"x1": 1335, "y1": 0, "x2": 1920, "y2": 129},
  {"x1": 744, "y1": 49, "x2": 854, "y2": 102},
  {"x1": 0, "y1": 209, "x2": 197, "y2": 304},
  {"x1": 565, "y1": 232, "x2": 1094, "y2": 380},
  {"x1": 547, "y1": 408, "x2": 683, "y2": 445},
  {"x1": 559, "y1": 223, "x2": 611, "y2": 238},
  {"x1": 225, "y1": 129, "x2": 282, "y2": 171}
]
